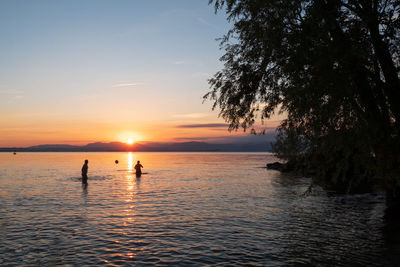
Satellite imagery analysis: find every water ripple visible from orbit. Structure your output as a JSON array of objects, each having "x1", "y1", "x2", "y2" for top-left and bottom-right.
[{"x1": 0, "y1": 152, "x2": 391, "y2": 265}]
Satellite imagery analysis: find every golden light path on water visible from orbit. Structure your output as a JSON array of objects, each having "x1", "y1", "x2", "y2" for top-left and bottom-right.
[
  {"x1": 127, "y1": 152, "x2": 133, "y2": 172},
  {"x1": 123, "y1": 152, "x2": 138, "y2": 260}
]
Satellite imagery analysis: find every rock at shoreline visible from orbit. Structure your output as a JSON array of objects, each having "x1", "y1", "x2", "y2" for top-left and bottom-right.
[
  {"x1": 266, "y1": 161, "x2": 297, "y2": 172},
  {"x1": 266, "y1": 162, "x2": 284, "y2": 171}
]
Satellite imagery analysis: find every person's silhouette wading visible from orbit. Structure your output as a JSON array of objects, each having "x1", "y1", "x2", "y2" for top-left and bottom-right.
[
  {"x1": 82, "y1": 159, "x2": 89, "y2": 184},
  {"x1": 134, "y1": 160, "x2": 143, "y2": 176}
]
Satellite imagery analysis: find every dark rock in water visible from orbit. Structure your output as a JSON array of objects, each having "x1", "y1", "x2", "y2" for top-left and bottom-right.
[
  {"x1": 266, "y1": 162, "x2": 284, "y2": 170},
  {"x1": 266, "y1": 161, "x2": 297, "y2": 172}
]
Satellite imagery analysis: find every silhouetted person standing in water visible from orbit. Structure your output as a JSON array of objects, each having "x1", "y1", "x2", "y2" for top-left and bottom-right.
[
  {"x1": 134, "y1": 160, "x2": 143, "y2": 176},
  {"x1": 82, "y1": 159, "x2": 88, "y2": 184}
]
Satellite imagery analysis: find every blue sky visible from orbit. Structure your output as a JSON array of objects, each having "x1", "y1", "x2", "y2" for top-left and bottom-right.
[{"x1": 0, "y1": 0, "x2": 280, "y2": 146}]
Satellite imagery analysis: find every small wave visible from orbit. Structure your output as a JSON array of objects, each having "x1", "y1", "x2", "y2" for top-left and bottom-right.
[
  {"x1": 89, "y1": 175, "x2": 113, "y2": 180},
  {"x1": 116, "y1": 169, "x2": 149, "y2": 174},
  {"x1": 68, "y1": 175, "x2": 113, "y2": 182},
  {"x1": 180, "y1": 177, "x2": 200, "y2": 182},
  {"x1": 68, "y1": 177, "x2": 82, "y2": 182}
]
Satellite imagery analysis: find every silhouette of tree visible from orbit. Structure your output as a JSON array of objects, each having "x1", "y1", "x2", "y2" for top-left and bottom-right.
[{"x1": 205, "y1": 0, "x2": 400, "y2": 196}]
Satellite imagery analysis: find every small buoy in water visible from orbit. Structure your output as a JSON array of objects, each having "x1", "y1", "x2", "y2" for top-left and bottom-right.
[
  {"x1": 13, "y1": 152, "x2": 16, "y2": 155},
  {"x1": 115, "y1": 160, "x2": 119, "y2": 164}
]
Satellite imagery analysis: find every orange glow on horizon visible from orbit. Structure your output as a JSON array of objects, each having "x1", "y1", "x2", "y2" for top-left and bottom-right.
[{"x1": 0, "y1": 117, "x2": 283, "y2": 147}]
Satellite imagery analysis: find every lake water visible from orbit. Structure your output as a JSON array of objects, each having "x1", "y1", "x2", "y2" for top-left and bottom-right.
[{"x1": 0, "y1": 152, "x2": 396, "y2": 266}]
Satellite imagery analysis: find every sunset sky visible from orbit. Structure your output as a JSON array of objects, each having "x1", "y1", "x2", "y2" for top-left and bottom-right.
[{"x1": 0, "y1": 0, "x2": 282, "y2": 147}]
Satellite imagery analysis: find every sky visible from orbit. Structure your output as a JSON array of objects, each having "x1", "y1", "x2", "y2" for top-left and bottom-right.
[{"x1": 0, "y1": 0, "x2": 282, "y2": 147}]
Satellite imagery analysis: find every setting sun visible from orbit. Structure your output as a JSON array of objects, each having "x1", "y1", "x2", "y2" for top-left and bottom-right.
[{"x1": 117, "y1": 131, "x2": 144, "y2": 145}]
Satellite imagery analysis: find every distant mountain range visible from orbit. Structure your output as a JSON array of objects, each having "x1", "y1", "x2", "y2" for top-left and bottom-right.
[{"x1": 0, "y1": 141, "x2": 273, "y2": 152}]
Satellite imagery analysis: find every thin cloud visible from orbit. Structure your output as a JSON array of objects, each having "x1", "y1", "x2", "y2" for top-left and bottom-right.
[
  {"x1": 176, "y1": 123, "x2": 228, "y2": 128},
  {"x1": 174, "y1": 137, "x2": 212, "y2": 141},
  {"x1": 173, "y1": 132, "x2": 277, "y2": 143},
  {"x1": 173, "y1": 113, "x2": 209, "y2": 119},
  {"x1": 197, "y1": 17, "x2": 220, "y2": 30},
  {"x1": 1, "y1": 90, "x2": 24, "y2": 102},
  {"x1": 112, "y1": 83, "x2": 144, "y2": 88},
  {"x1": 0, "y1": 89, "x2": 24, "y2": 95}
]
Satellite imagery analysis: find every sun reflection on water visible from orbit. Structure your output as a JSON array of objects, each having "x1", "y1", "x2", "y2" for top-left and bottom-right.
[
  {"x1": 124, "y1": 152, "x2": 137, "y2": 232},
  {"x1": 127, "y1": 152, "x2": 133, "y2": 171}
]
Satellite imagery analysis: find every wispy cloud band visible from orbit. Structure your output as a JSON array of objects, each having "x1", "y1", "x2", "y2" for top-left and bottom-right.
[
  {"x1": 173, "y1": 113, "x2": 209, "y2": 119},
  {"x1": 176, "y1": 123, "x2": 228, "y2": 128},
  {"x1": 112, "y1": 83, "x2": 144, "y2": 88}
]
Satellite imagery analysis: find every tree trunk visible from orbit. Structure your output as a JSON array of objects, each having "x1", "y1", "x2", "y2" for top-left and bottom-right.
[{"x1": 367, "y1": 20, "x2": 400, "y2": 128}]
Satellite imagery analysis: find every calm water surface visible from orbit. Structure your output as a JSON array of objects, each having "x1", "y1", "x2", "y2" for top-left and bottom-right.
[{"x1": 0, "y1": 152, "x2": 393, "y2": 266}]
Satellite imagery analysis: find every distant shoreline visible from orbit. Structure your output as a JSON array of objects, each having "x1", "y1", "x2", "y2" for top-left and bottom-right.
[
  {"x1": 0, "y1": 141, "x2": 273, "y2": 153},
  {"x1": 0, "y1": 151, "x2": 273, "y2": 154}
]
